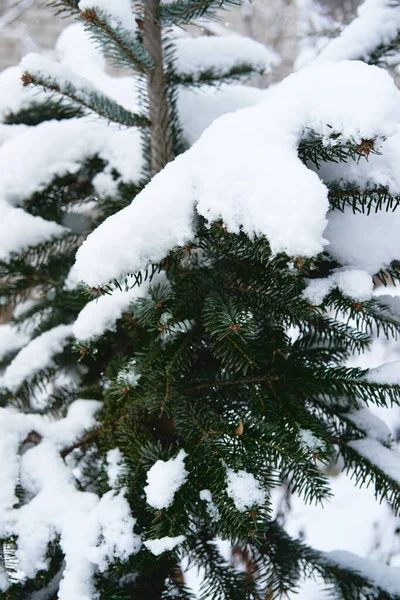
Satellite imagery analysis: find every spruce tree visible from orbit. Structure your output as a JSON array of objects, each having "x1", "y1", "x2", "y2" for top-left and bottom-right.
[{"x1": 1, "y1": 1, "x2": 400, "y2": 599}]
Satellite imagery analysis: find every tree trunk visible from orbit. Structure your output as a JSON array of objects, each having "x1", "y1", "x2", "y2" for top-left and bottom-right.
[{"x1": 143, "y1": 0, "x2": 174, "y2": 176}]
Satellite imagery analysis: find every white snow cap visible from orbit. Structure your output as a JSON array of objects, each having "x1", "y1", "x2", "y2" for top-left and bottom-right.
[
  {"x1": 326, "y1": 550, "x2": 400, "y2": 596},
  {"x1": 0, "y1": 400, "x2": 141, "y2": 600},
  {"x1": 366, "y1": 360, "x2": 400, "y2": 385},
  {"x1": 73, "y1": 282, "x2": 149, "y2": 342},
  {"x1": 106, "y1": 448, "x2": 126, "y2": 489},
  {"x1": 173, "y1": 36, "x2": 279, "y2": 80},
  {"x1": 144, "y1": 535, "x2": 185, "y2": 556},
  {"x1": 144, "y1": 450, "x2": 188, "y2": 510},
  {"x1": 0, "y1": 324, "x2": 73, "y2": 393},
  {"x1": 303, "y1": 269, "x2": 373, "y2": 305},
  {"x1": 0, "y1": 324, "x2": 31, "y2": 362},
  {"x1": 78, "y1": 0, "x2": 138, "y2": 32},
  {"x1": 226, "y1": 468, "x2": 266, "y2": 512},
  {"x1": 313, "y1": 0, "x2": 400, "y2": 64},
  {"x1": 72, "y1": 61, "x2": 400, "y2": 287}
]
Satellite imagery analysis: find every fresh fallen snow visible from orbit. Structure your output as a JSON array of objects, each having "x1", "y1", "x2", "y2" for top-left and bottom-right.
[
  {"x1": 144, "y1": 450, "x2": 188, "y2": 510},
  {"x1": 199, "y1": 489, "x2": 221, "y2": 521},
  {"x1": 117, "y1": 359, "x2": 141, "y2": 388},
  {"x1": 0, "y1": 324, "x2": 30, "y2": 362},
  {"x1": 325, "y1": 550, "x2": 400, "y2": 595},
  {"x1": 303, "y1": 269, "x2": 373, "y2": 305},
  {"x1": 0, "y1": 324, "x2": 73, "y2": 392},
  {"x1": 0, "y1": 65, "x2": 46, "y2": 122},
  {"x1": 0, "y1": 118, "x2": 143, "y2": 209},
  {"x1": 21, "y1": 53, "x2": 98, "y2": 97},
  {"x1": 349, "y1": 438, "x2": 400, "y2": 484},
  {"x1": 346, "y1": 408, "x2": 392, "y2": 443},
  {"x1": 78, "y1": 0, "x2": 138, "y2": 33},
  {"x1": 226, "y1": 468, "x2": 266, "y2": 512},
  {"x1": 144, "y1": 535, "x2": 185, "y2": 556},
  {"x1": 313, "y1": 0, "x2": 400, "y2": 65},
  {"x1": 73, "y1": 61, "x2": 400, "y2": 286},
  {"x1": 0, "y1": 205, "x2": 67, "y2": 262},
  {"x1": 298, "y1": 429, "x2": 326, "y2": 453},
  {"x1": 106, "y1": 448, "x2": 126, "y2": 489},
  {"x1": 324, "y1": 203, "x2": 400, "y2": 275},
  {"x1": 365, "y1": 360, "x2": 400, "y2": 385},
  {"x1": 56, "y1": 22, "x2": 106, "y2": 74},
  {"x1": 179, "y1": 84, "x2": 265, "y2": 146},
  {"x1": 0, "y1": 400, "x2": 141, "y2": 600},
  {"x1": 73, "y1": 282, "x2": 149, "y2": 341},
  {"x1": 173, "y1": 36, "x2": 278, "y2": 80}
]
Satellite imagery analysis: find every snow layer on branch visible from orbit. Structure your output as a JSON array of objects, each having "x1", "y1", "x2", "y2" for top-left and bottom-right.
[
  {"x1": 106, "y1": 448, "x2": 126, "y2": 489},
  {"x1": 226, "y1": 469, "x2": 266, "y2": 511},
  {"x1": 56, "y1": 22, "x2": 106, "y2": 74},
  {"x1": 144, "y1": 535, "x2": 185, "y2": 556},
  {"x1": 298, "y1": 429, "x2": 326, "y2": 452},
  {"x1": 326, "y1": 550, "x2": 400, "y2": 595},
  {"x1": 0, "y1": 400, "x2": 140, "y2": 600},
  {"x1": 21, "y1": 52, "x2": 98, "y2": 95},
  {"x1": 179, "y1": 84, "x2": 264, "y2": 146},
  {"x1": 144, "y1": 450, "x2": 188, "y2": 510},
  {"x1": 316, "y1": 132, "x2": 400, "y2": 273},
  {"x1": 303, "y1": 269, "x2": 373, "y2": 305},
  {"x1": 78, "y1": 0, "x2": 138, "y2": 32},
  {"x1": 0, "y1": 324, "x2": 73, "y2": 392},
  {"x1": 0, "y1": 118, "x2": 142, "y2": 209},
  {"x1": 73, "y1": 282, "x2": 149, "y2": 342},
  {"x1": 348, "y1": 438, "x2": 400, "y2": 484},
  {"x1": 173, "y1": 36, "x2": 279, "y2": 79},
  {"x1": 0, "y1": 116, "x2": 143, "y2": 259},
  {"x1": 72, "y1": 61, "x2": 400, "y2": 287},
  {"x1": 325, "y1": 203, "x2": 400, "y2": 274},
  {"x1": 313, "y1": 0, "x2": 400, "y2": 64},
  {"x1": 365, "y1": 360, "x2": 400, "y2": 385},
  {"x1": 0, "y1": 66, "x2": 46, "y2": 122},
  {"x1": 200, "y1": 489, "x2": 221, "y2": 521},
  {"x1": 0, "y1": 324, "x2": 30, "y2": 361},
  {"x1": 347, "y1": 408, "x2": 392, "y2": 443},
  {"x1": 0, "y1": 206, "x2": 67, "y2": 261}
]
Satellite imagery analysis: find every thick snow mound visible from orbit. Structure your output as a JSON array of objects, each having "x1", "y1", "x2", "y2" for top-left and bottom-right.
[{"x1": 72, "y1": 61, "x2": 400, "y2": 287}]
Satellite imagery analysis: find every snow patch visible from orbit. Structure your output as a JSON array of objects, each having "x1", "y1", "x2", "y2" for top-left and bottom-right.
[
  {"x1": 226, "y1": 468, "x2": 266, "y2": 512},
  {"x1": 303, "y1": 269, "x2": 373, "y2": 305},
  {"x1": 144, "y1": 450, "x2": 188, "y2": 510},
  {"x1": 73, "y1": 61, "x2": 400, "y2": 286},
  {"x1": 144, "y1": 535, "x2": 185, "y2": 556}
]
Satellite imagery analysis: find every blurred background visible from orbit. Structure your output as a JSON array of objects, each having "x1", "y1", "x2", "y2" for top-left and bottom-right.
[{"x1": 0, "y1": 0, "x2": 360, "y2": 79}]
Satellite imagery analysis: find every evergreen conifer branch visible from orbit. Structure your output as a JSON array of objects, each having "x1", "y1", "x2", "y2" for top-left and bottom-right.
[
  {"x1": 143, "y1": 0, "x2": 174, "y2": 174},
  {"x1": 79, "y1": 7, "x2": 154, "y2": 72},
  {"x1": 158, "y1": 0, "x2": 240, "y2": 24},
  {"x1": 167, "y1": 63, "x2": 267, "y2": 87},
  {"x1": 21, "y1": 70, "x2": 150, "y2": 128},
  {"x1": 298, "y1": 130, "x2": 378, "y2": 168},
  {"x1": 328, "y1": 183, "x2": 400, "y2": 214},
  {"x1": 3, "y1": 98, "x2": 84, "y2": 126}
]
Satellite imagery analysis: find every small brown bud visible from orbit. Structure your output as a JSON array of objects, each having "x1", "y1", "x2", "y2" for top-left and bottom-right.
[
  {"x1": 21, "y1": 73, "x2": 33, "y2": 87},
  {"x1": 235, "y1": 420, "x2": 244, "y2": 436},
  {"x1": 352, "y1": 302, "x2": 364, "y2": 311},
  {"x1": 81, "y1": 9, "x2": 97, "y2": 22},
  {"x1": 229, "y1": 324, "x2": 242, "y2": 331}
]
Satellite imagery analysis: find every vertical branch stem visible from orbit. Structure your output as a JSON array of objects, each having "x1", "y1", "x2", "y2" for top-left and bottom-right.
[{"x1": 143, "y1": 0, "x2": 174, "y2": 176}]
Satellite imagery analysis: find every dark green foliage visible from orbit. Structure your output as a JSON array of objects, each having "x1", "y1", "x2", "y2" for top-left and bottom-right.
[
  {"x1": 158, "y1": 0, "x2": 240, "y2": 24},
  {"x1": 3, "y1": 1, "x2": 400, "y2": 599},
  {"x1": 22, "y1": 70, "x2": 150, "y2": 127}
]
